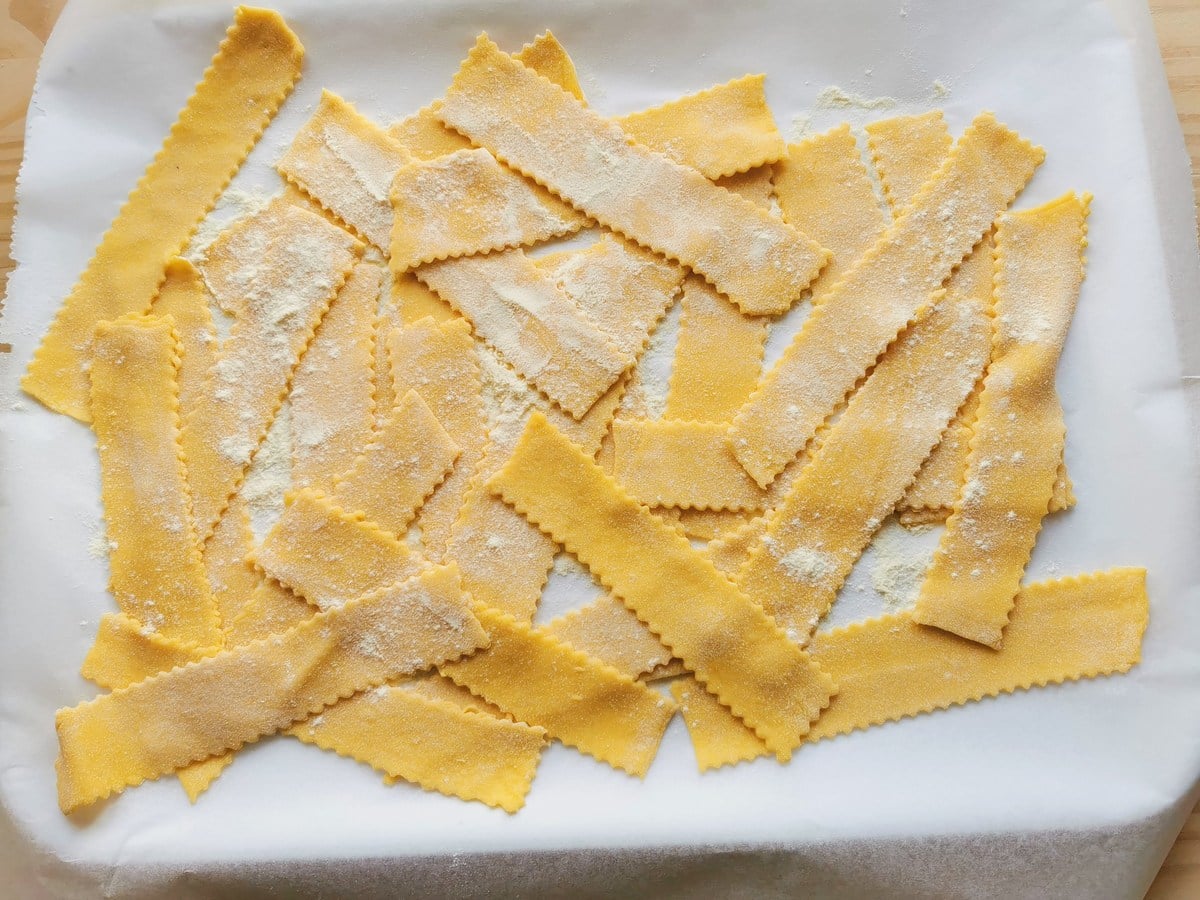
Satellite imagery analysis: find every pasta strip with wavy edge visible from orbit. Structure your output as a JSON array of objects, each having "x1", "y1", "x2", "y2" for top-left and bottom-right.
[
  {"x1": 290, "y1": 261, "x2": 381, "y2": 490},
  {"x1": 912, "y1": 193, "x2": 1090, "y2": 648},
  {"x1": 150, "y1": 258, "x2": 217, "y2": 421},
  {"x1": 445, "y1": 245, "x2": 675, "y2": 621},
  {"x1": 55, "y1": 564, "x2": 487, "y2": 813},
  {"x1": 254, "y1": 488, "x2": 422, "y2": 611},
  {"x1": 387, "y1": 318, "x2": 485, "y2": 562},
  {"x1": 441, "y1": 603, "x2": 676, "y2": 776},
  {"x1": 438, "y1": 35, "x2": 827, "y2": 317},
  {"x1": 331, "y1": 389, "x2": 459, "y2": 536},
  {"x1": 619, "y1": 74, "x2": 784, "y2": 179},
  {"x1": 80, "y1": 614, "x2": 215, "y2": 692},
  {"x1": 736, "y1": 294, "x2": 991, "y2": 641},
  {"x1": 417, "y1": 251, "x2": 632, "y2": 420},
  {"x1": 674, "y1": 568, "x2": 1147, "y2": 770},
  {"x1": 390, "y1": 147, "x2": 586, "y2": 272},
  {"x1": 864, "y1": 110, "x2": 953, "y2": 212},
  {"x1": 182, "y1": 203, "x2": 362, "y2": 542},
  {"x1": 730, "y1": 113, "x2": 1044, "y2": 488},
  {"x1": 714, "y1": 166, "x2": 776, "y2": 208},
  {"x1": 613, "y1": 420, "x2": 767, "y2": 512},
  {"x1": 487, "y1": 414, "x2": 834, "y2": 759},
  {"x1": 773, "y1": 124, "x2": 888, "y2": 297},
  {"x1": 866, "y1": 112, "x2": 1075, "y2": 519},
  {"x1": 276, "y1": 90, "x2": 412, "y2": 249},
  {"x1": 664, "y1": 277, "x2": 768, "y2": 423},
  {"x1": 286, "y1": 688, "x2": 547, "y2": 813},
  {"x1": 195, "y1": 193, "x2": 294, "y2": 318},
  {"x1": 22, "y1": 8, "x2": 304, "y2": 422},
  {"x1": 544, "y1": 594, "x2": 672, "y2": 678},
  {"x1": 673, "y1": 508, "x2": 752, "y2": 542},
  {"x1": 90, "y1": 316, "x2": 222, "y2": 648}
]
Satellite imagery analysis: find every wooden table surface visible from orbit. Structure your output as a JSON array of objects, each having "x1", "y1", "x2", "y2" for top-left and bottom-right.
[{"x1": 1, "y1": 1, "x2": 1198, "y2": 896}]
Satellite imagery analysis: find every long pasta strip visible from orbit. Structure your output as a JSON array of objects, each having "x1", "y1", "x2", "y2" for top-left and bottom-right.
[
  {"x1": 150, "y1": 258, "x2": 217, "y2": 421},
  {"x1": 772, "y1": 124, "x2": 888, "y2": 296},
  {"x1": 417, "y1": 250, "x2": 631, "y2": 419},
  {"x1": 438, "y1": 35, "x2": 826, "y2": 317},
  {"x1": 730, "y1": 113, "x2": 1043, "y2": 488},
  {"x1": 182, "y1": 203, "x2": 361, "y2": 541},
  {"x1": 194, "y1": 193, "x2": 292, "y2": 318},
  {"x1": 290, "y1": 261, "x2": 381, "y2": 490},
  {"x1": 255, "y1": 488, "x2": 422, "y2": 611},
  {"x1": 676, "y1": 569, "x2": 1147, "y2": 770},
  {"x1": 736, "y1": 294, "x2": 991, "y2": 641},
  {"x1": 286, "y1": 688, "x2": 546, "y2": 812},
  {"x1": 387, "y1": 318, "x2": 485, "y2": 561},
  {"x1": 22, "y1": 8, "x2": 303, "y2": 421},
  {"x1": 80, "y1": 614, "x2": 214, "y2": 692},
  {"x1": 487, "y1": 414, "x2": 834, "y2": 759},
  {"x1": 90, "y1": 316, "x2": 222, "y2": 648},
  {"x1": 332, "y1": 389, "x2": 459, "y2": 536},
  {"x1": 543, "y1": 594, "x2": 672, "y2": 678},
  {"x1": 390, "y1": 148, "x2": 585, "y2": 271},
  {"x1": 913, "y1": 193, "x2": 1089, "y2": 647},
  {"x1": 277, "y1": 90, "x2": 412, "y2": 249},
  {"x1": 441, "y1": 604, "x2": 675, "y2": 776},
  {"x1": 55, "y1": 565, "x2": 487, "y2": 813},
  {"x1": 612, "y1": 420, "x2": 766, "y2": 512},
  {"x1": 664, "y1": 277, "x2": 767, "y2": 422},
  {"x1": 204, "y1": 494, "x2": 260, "y2": 634}
]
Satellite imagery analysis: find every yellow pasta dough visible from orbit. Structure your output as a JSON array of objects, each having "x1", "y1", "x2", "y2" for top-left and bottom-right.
[
  {"x1": 23, "y1": 8, "x2": 304, "y2": 421},
  {"x1": 913, "y1": 193, "x2": 1090, "y2": 648}
]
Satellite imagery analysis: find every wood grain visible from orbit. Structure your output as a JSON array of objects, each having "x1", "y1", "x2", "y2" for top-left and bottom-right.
[{"x1": 0, "y1": 1, "x2": 1197, "y2": 895}]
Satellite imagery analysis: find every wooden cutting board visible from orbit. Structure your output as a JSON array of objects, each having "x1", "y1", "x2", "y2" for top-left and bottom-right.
[{"x1": 0, "y1": 1, "x2": 1197, "y2": 895}]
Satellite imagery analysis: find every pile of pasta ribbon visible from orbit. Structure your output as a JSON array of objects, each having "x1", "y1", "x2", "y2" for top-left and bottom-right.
[{"x1": 25, "y1": 8, "x2": 1147, "y2": 816}]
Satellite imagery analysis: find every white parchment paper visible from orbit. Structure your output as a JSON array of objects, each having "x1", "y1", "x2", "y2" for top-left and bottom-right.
[{"x1": 2, "y1": 0, "x2": 1200, "y2": 897}]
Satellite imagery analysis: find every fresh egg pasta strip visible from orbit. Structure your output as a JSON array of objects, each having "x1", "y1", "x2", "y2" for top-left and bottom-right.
[
  {"x1": 22, "y1": 8, "x2": 303, "y2": 421},
  {"x1": 286, "y1": 688, "x2": 547, "y2": 813},
  {"x1": 674, "y1": 508, "x2": 753, "y2": 542},
  {"x1": 417, "y1": 250, "x2": 632, "y2": 419},
  {"x1": 772, "y1": 124, "x2": 888, "y2": 296},
  {"x1": 437, "y1": 35, "x2": 827, "y2": 317},
  {"x1": 195, "y1": 193, "x2": 294, "y2": 318},
  {"x1": 81, "y1": 614, "x2": 215, "y2": 692},
  {"x1": 440, "y1": 603, "x2": 676, "y2": 776},
  {"x1": 390, "y1": 147, "x2": 586, "y2": 272},
  {"x1": 913, "y1": 193, "x2": 1090, "y2": 648},
  {"x1": 387, "y1": 318, "x2": 485, "y2": 561},
  {"x1": 676, "y1": 568, "x2": 1147, "y2": 770},
  {"x1": 150, "y1": 258, "x2": 217, "y2": 420},
  {"x1": 730, "y1": 113, "x2": 1044, "y2": 488},
  {"x1": 182, "y1": 203, "x2": 362, "y2": 541},
  {"x1": 864, "y1": 110, "x2": 953, "y2": 212},
  {"x1": 612, "y1": 420, "x2": 766, "y2": 512},
  {"x1": 277, "y1": 90, "x2": 413, "y2": 249},
  {"x1": 55, "y1": 565, "x2": 487, "y2": 813},
  {"x1": 331, "y1": 389, "x2": 459, "y2": 536},
  {"x1": 664, "y1": 277, "x2": 768, "y2": 422},
  {"x1": 617, "y1": 74, "x2": 784, "y2": 179},
  {"x1": 90, "y1": 316, "x2": 222, "y2": 648},
  {"x1": 867, "y1": 112, "x2": 1074, "y2": 519},
  {"x1": 544, "y1": 594, "x2": 673, "y2": 678},
  {"x1": 255, "y1": 488, "x2": 423, "y2": 611},
  {"x1": 487, "y1": 414, "x2": 834, "y2": 759},
  {"x1": 736, "y1": 294, "x2": 991, "y2": 641},
  {"x1": 290, "y1": 261, "x2": 381, "y2": 490}
]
